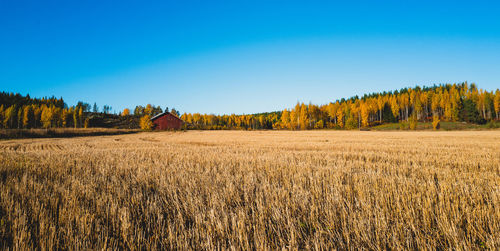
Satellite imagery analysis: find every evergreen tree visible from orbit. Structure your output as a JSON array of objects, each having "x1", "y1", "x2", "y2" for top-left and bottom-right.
[
  {"x1": 17, "y1": 107, "x2": 23, "y2": 129},
  {"x1": 460, "y1": 99, "x2": 483, "y2": 124},
  {"x1": 0, "y1": 105, "x2": 4, "y2": 128},
  {"x1": 171, "y1": 108, "x2": 179, "y2": 117}
]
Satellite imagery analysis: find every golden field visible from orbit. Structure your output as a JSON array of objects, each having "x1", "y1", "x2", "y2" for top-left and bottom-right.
[{"x1": 0, "y1": 130, "x2": 499, "y2": 249}]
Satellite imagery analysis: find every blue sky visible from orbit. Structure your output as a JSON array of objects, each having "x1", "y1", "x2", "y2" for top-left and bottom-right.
[{"x1": 1, "y1": 1, "x2": 499, "y2": 114}]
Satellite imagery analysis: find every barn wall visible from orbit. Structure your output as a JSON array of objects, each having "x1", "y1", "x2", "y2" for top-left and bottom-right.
[{"x1": 152, "y1": 114, "x2": 183, "y2": 130}]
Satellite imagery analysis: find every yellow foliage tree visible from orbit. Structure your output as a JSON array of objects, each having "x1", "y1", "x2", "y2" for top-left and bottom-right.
[
  {"x1": 33, "y1": 105, "x2": 41, "y2": 128},
  {"x1": 4, "y1": 105, "x2": 17, "y2": 129},
  {"x1": 140, "y1": 115, "x2": 153, "y2": 130},
  {"x1": 23, "y1": 105, "x2": 33, "y2": 128},
  {"x1": 390, "y1": 96, "x2": 400, "y2": 121},
  {"x1": 299, "y1": 103, "x2": 308, "y2": 130},
  {"x1": 144, "y1": 104, "x2": 153, "y2": 116},
  {"x1": 281, "y1": 109, "x2": 290, "y2": 129},
  {"x1": 336, "y1": 108, "x2": 344, "y2": 128},
  {"x1": 73, "y1": 108, "x2": 78, "y2": 128},
  {"x1": 494, "y1": 89, "x2": 500, "y2": 120},
  {"x1": 376, "y1": 96, "x2": 385, "y2": 122},
  {"x1": 409, "y1": 114, "x2": 418, "y2": 130},
  {"x1": 360, "y1": 102, "x2": 369, "y2": 127},
  {"x1": 78, "y1": 107, "x2": 84, "y2": 127},
  {"x1": 432, "y1": 115, "x2": 440, "y2": 130},
  {"x1": 41, "y1": 105, "x2": 53, "y2": 128}
]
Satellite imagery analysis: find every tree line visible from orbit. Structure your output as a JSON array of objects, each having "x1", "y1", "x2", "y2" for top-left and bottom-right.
[
  {"x1": 0, "y1": 92, "x2": 91, "y2": 129},
  {"x1": 180, "y1": 82, "x2": 500, "y2": 130},
  {"x1": 2, "y1": 82, "x2": 499, "y2": 130},
  {"x1": 0, "y1": 91, "x2": 185, "y2": 130},
  {"x1": 0, "y1": 103, "x2": 89, "y2": 129}
]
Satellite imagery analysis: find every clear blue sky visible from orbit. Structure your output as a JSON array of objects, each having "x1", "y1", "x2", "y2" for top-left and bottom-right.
[{"x1": 1, "y1": 1, "x2": 499, "y2": 114}]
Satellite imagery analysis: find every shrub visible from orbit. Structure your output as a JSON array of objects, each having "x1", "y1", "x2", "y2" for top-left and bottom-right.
[
  {"x1": 314, "y1": 120, "x2": 324, "y2": 129},
  {"x1": 409, "y1": 115, "x2": 418, "y2": 130},
  {"x1": 345, "y1": 117, "x2": 358, "y2": 130},
  {"x1": 486, "y1": 120, "x2": 500, "y2": 129},
  {"x1": 399, "y1": 121, "x2": 408, "y2": 130},
  {"x1": 432, "y1": 116, "x2": 441, "y2": 130}
]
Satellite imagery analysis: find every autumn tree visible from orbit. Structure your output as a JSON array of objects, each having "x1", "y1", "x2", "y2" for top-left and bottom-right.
[
  {"x1": 84, "y1": 117, "x2": 90, "y2": 128},
  {"x1": 62, "y1": 108, "x2": 72, "y2": 127},
  {"x1": 23, "y1": 105, "x2": 34, "y2": 128},
  {"x1": 60, "y1": 109, "x2": 67, "y2": 127},
  {"x1": 345, "y1": 115, "x2": 357, "y2": 130},
  {"x1": 4, "y1": 105, "x2": 17, "y2": 129},
  {"x1": 336, "y1": 106, "x2": 344, "y2": 128},
  {"x1": 73, "y1": 107, "x2": 78, "y2": 128},
  {"x1": 122, "y1": 108, "x2": 130, "y2": 116},
  {"x1": 41, "y1": 105, "x2": 53, "y2": 128},
  {"x1": 400, "y1": 93, "x2": 409, "y2": 121},
  {"x1": 431, "y1": 92, "x2": 441, "y2": 117},
  {"x1": 299, "y1": 103, "x2": 308, "y2": 130},
  {"x1": 140, "y1": 115, "x2": 153, "y2": 130},
  {"x1": 360, "y1": 101, "x2": 369, "y2": 127},
  {"x1": 33, "y1": 105, "x2": 41, "y2": 128},
  {"x1": 419, "y1": 92, "x2": 429, "y2": 121},
  {"x1": 144, "y1": 104, "x2": 153, "y2": 116},
  {"x1": 376, "y1": 96, "x2": 384, "y2": 122},
  {"x1": 290, "y1": 103, "x2": 299, "y2": 130},
  {"x1": 409, "y1": 113, "x2": 418, "y2": 130},
  {"x1": 390, "y1": 96, "x2": 400, "y2": 121},
  {"x1": 432, "y1": 115, "x2": 440, "y2": 130},
  {"x1": 314, "y1": 119, "x2": 324, "y2": 129},
  {"x1": 281, "y1": 109, "x2": 290, "y2": 129},
  {"x1": 494, "y1": 89, "x2": 500, "y2": 120},
  {"x1": 78, "y1": 107, "x2": 84, "y2": 127}
]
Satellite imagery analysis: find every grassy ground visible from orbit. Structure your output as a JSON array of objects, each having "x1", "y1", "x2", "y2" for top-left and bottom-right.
[
  {"x1": 0, "y1": 128, "x2": 140, "y2": 140},
  {"x1": 0, "y1": 130, "x2": 498, "y2": 249}
]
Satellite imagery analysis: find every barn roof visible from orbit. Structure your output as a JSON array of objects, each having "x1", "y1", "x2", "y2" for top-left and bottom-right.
[{"x1": 150, "y1": 112, "x2": 183, "y2": 121}]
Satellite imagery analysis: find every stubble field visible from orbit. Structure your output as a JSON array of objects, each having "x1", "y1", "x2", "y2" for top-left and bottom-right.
[{"x1": 0, "y1": 130, "x2": 499, "y2": 249}]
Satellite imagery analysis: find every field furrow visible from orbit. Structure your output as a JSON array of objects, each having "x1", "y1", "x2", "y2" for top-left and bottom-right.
[{"x1": 0, "y1": 130, "x2": 499, "y2": 250}]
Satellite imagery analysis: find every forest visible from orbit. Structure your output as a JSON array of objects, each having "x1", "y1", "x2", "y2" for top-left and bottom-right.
[
  {"x1": 1, "y1": 82, "x2": 499, "y2": 130},
  {"x1": 181, "y1": 82, "x2": 500, "y2": 130},
  {"x1": 0, "y1": 94, "x2": 177, "y2": 130}
]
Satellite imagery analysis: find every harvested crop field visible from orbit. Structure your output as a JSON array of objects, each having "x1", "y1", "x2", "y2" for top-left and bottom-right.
[{"x1": 0, "y1": 130, "x2": 499, "y2": 249}]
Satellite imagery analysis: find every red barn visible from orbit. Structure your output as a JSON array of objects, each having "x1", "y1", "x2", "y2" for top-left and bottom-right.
[{"x1": 151, "y1": 112, "x2": 184, "y2": 130}]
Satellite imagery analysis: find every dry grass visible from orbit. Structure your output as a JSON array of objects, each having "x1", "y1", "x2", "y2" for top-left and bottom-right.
[{"x1": 0, "y1": 130, "x2": 499, "y2": 249}]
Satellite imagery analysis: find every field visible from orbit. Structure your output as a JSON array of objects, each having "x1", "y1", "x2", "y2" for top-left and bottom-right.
[{"x1": 0, "y1": 130, "x2": 499, "y2": 249}]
